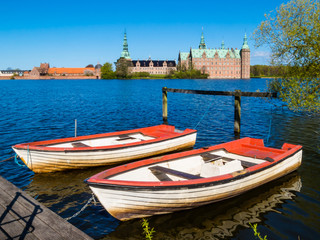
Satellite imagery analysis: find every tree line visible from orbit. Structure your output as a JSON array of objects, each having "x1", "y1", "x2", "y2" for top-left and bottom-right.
[
  {"x1": 250, "y1": 65, "x2": 288, "y2": 78},
  {"x1": 100, "y1": 59, "x2": 208, "y2": 79}
]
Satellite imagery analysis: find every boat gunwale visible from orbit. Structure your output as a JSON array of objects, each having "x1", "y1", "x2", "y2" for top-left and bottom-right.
[
  {"x1": 86, "y1": 149, "x2": 302, "y2": 190},
  {"x1": 12, "y1": 125, "x2": 197, "y2": 152},
  {"x1": 86, "y1": 138, "x2": 302, "y2": 190}
]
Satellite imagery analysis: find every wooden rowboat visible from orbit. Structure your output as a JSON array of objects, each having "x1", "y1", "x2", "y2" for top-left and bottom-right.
[
  {"x1": 86, "y1": 137, "x2": 302, "y2": 221},
  {"x1": 12, "y1": 125, "x2": 197, "y2": 173}
]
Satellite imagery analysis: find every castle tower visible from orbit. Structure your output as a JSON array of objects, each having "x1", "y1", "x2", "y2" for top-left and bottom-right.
[
  {"x1": 199, "y1": 32, "x2": 206, "y2": 49},
  {"x1": 221, "y1": 40, "x2": 225, "y2": 49},
  {"x1": 121, "y1": 30, "x2": 131, "y2": 59},
  {"x1": 240, "y1": 33, "x2": 250, "y2": 79}
]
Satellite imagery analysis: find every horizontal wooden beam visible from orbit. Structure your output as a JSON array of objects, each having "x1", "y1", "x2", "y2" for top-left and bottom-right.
[{"x1": 163, "y1": 87, "x2": 277, "y2": 98}]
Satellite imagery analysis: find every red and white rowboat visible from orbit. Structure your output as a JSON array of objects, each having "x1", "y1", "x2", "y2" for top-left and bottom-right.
[
  {"x1": 86, "y1": 137, "x2": 302, "y2": 221},
  {"x1": 12, "y1": 125, "x2": 197, "y2": 173}
]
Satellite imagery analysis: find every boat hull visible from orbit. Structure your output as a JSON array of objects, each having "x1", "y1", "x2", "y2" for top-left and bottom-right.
[
  {"x1": 12, "y1": 125, "x2": 196, "y2": 173},
  {"x1": 88, "y1": 142, "x2": 302, "y2": 221}
]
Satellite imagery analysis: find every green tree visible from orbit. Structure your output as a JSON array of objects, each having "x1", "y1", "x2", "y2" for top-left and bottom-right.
[
  {"x1": 100, "y1": 62, "x2": 115, "y2": 79},
  {"x1": 253, "y1": 0, "x2": 320, "y2": 112},
  {"x1": 115, "y1": 58, "x2": 132, "y2": 79},
  {"x1": 166, "y1": 69, "x2": 208, "y2": 79}
]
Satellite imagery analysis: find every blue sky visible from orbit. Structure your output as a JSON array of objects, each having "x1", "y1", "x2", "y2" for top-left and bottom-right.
[{"x1": 0, "y1": 0, "x2": 287, "y2": 70}]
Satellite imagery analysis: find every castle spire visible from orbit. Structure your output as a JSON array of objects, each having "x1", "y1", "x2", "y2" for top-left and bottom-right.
[
  {"x1": 242, "y1": 33, "x2": 249, "y2": 49},
  {"x1": 199, "y1": 30, "x2": 206, "y2": 49},
  {"x1": 121, "y1": 30, "x2": 131, "y2": 59},
  {"x1": 221, "y1": 40, "x2": 225, "y2": 49}
]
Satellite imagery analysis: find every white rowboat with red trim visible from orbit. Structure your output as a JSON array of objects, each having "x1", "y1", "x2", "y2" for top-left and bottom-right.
[
  {"x1": 12, "y1": 125, "x2": 197, "y2": 173},
  {"x1": 86, "y1": 137, "x2": 302, "y2": 221}
]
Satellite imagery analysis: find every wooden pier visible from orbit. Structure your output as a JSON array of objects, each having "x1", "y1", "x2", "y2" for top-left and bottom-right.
[{"x1": 0, "y1": 176, "x2": 93, "y2": 240}]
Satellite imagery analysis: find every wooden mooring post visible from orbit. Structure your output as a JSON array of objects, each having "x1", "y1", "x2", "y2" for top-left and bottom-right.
[
  {"x1": 162, "y1": 87, "x2": 168, "y2": 124},
  {"x1": 162, "y1": 87, "x2": 277, "y2": 134}
]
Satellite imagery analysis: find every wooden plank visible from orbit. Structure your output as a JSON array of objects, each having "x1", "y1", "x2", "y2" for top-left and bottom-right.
[
  {"x1": 165, "y1": 87, "x2": 277, "y2": 98},
  {"x1": 200, "y1": 153, "x2": 223, "y2": 162},
  {"x1": 200, "y1": 153, "x2": 258, "y2": 168},
  {"x1": 71, "y1": 142, "x2": 90, "y2": 148},
  {"x1": 0, "y1": 176, "x2": 93, "y2": 240},
  {"x1": 0, "y1": 186, "x2": 59, "y2": 240},
  {"x1": 222, "y1": 158, "x2": 258, "y2": 168},
  {"x1": 149, "y1": 166, "x2": 202, "y2": 180},
  {"x1": 0, "y1": 201, "x2": 36, "y2": 240},
  {"x1": 117, "y1": 134, "x2": 135, "y2": 141}
]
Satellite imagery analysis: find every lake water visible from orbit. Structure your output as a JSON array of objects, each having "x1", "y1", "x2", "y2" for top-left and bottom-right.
[{"x1": 0, "y1": 79, "x2": 319, "y2": 239}]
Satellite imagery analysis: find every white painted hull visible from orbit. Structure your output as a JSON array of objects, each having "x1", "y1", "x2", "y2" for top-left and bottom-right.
[
  {"x1": 89, "y1": 148, "x2": 302, "y2": 221},
  {"x1": 12, "y1": 126, "x2": 197, "y2": 173}
]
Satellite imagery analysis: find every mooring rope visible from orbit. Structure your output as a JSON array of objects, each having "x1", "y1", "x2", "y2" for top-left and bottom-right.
[
  {"x1": 14, "y1": 154, "x2": 26, "y2": 167},
  {"x1": 0, "y1": 155, "x2": 15, "y2": 163},
  {"x1": 193, "y1": 99, "x2": 216, "y2": 129},
  {"x1": 27, "y1": 145, "x2": 30, "y2": 167},
  {"x1": 65, "y1": 194, "x2": 96, "y2": 221}
]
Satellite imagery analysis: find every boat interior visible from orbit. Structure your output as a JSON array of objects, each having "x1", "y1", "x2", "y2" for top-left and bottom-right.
[
  {"x1": 44, "y1": 132, "x2": 155, "y2": 148},
  {"x1": 109, "y1": 148, "x2": 271, "y2": 182}
]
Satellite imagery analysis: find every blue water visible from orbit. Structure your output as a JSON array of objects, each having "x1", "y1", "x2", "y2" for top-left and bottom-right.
[{"x1": 0, "y1": 79, "x2": 319, "y2": 239}]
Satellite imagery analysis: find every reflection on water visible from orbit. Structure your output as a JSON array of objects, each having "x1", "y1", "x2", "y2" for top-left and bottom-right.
[
  {"x1": 24, "y1": 166, "x2": 121, "y2": 238},
  {"x1": 105, "y1": 173, "x2": 301, "y2": 240}
]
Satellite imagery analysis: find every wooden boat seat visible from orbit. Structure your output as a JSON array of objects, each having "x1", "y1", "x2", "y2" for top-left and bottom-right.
[
  {"x1": 71, "y1": 142, "x2": 90, "y2": 148},
  {"x1": 149, "y1": 166, "x2": 202, "y2": 180},
  {"x1": 200, "y1": 152, "x2": 258, "y2": 168},
  {"x1": 234, "y1": 160, "x2": 258, "y2": 168},
  {"x1": 117, "y1": 134, "x2": 136, "y2": 141},
  {"x1": 201, "y1": 153, "x2": 224, "y2": 162}
]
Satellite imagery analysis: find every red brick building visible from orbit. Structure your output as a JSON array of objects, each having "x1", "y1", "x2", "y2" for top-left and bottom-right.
[
  {"x1": 29, "y1": 63, "x2": 101, "y2": 79},
  {"x1": 178, "y1": 32, "x2": 250, "y2": 79}
]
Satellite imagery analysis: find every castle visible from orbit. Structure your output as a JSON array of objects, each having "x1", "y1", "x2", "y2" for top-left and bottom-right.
[
  {"x1": 178, "y1": 32, "x2": 250, "y2": 79},
  {"x1": 118, "y1": 31, "x2": 177, "y2": 75}
]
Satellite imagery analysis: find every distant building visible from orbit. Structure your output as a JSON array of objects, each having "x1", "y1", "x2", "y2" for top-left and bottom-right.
[
  {"x1": 29, "y1": 63, "x2": 50, "y2": 77},
  {"x1": 178, "y1": 32, "x2": 250, "y2": 79},
  {"x1": 48, "y1": 67, "x2": 96, "y2": 76},
  {"x1": 0, "y1": 69, "x2": 30, "y2": 77},
  {"x1": 29, "y1": 63, "x2": 101, "y2": 79},
  {"x1": 130, "y1": 59, "x2": 176, "y2": 75},
  {"x1": 117, "y1": 31, "x2": 176, "y2": 75}
]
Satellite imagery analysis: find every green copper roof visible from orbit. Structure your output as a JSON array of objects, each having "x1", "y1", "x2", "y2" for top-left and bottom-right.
[
  {"x1": 221, "y1": 40, "x2": 225, "y2": 49},
  {"x1": 121, "y1": 31, "x2": 131, "y2": 59},
  {"x1": 179, "y1": 52, "x2": 189, "y2": 61},
  {"x1": 199, "y1": 32, "x2": 206, "y2": 49},
  {"x1": 190, "y1": 48, "x2": 240, "y2": 59},
  {"x1": 179, "y1": 31, "x2": 243, "y2": 60},
  {"x1": 242, "y1": 33, "x2": 249, "y2": 49}
]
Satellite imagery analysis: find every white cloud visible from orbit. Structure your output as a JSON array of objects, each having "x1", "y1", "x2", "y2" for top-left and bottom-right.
[
  {"x1": 252, "y1": 51, "x2": 270, "y2": 57},
  {"x1": 251, "y1": 51, "x2": 271, "y2": 65}
]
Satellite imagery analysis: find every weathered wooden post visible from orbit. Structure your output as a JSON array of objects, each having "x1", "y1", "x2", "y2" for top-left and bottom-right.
[
  {"x1": 234, "y1": 90, "x2": 241, "y2": 134},
  {"x1": 162, "y1": 87, "x2": 276, "y2": 134},
  {"x1": 162, "y1": 87, "x2": 168, "y2": 124}
]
